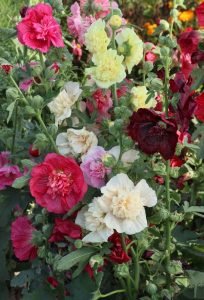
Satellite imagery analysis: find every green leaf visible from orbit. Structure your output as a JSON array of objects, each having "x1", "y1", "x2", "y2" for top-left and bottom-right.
[
  {"x1": 12, "y1": 173, "x2": 30, "y2": 189},
  {"x1": 22, "y1": 285, "x2": 57, "y2": 300},
  {"x1": 0, "y1": 28, "x2": 16, "y2": 41},
  {"x1": 10, "y1": 270, "x2": 35, "y2": 288},
  {"x1": 184, "y1": 206, "x2": 204, "y2": 214},
  {"x1": 56, "y1": 247, "x2": 97, "y2": 272},
  {"x1": 21, "y1": 159, "x2": 36, "y2": 169},
  {"x1": 6, "y1": 100, "x2": 16, "y2": 123}
]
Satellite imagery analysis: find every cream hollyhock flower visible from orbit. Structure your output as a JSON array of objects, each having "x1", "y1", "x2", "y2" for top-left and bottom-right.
[
  {"x1": 48, "y1": 82, "x2": 82, "y2": 125},
  {"x1": 76, "y1": 198, "x2": 113, "y2": 243},
  {"x1": 86, "y1": 49, "x2": 126, "y2": 88},
  {"x1": 108, "y1": 146, "x2": 139, "y2": 167},
  {"x1": 85, "y1": 19, "x2": 110, "y2": 54},
  {"x1": 56, "y1": 127, "x2": 98, "y2": 156},
  {"x1": 131, "y1": 86, "x2": 156, "y2": 111},
  {"x1": 99, "y1": 174, "x2": 157, "y2": 235},
  {"x1": 116, "y1": 28, "x2": 143, "y2": 74}
]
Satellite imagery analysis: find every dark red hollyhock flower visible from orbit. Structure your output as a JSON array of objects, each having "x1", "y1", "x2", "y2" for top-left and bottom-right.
[
  {"x1": 143, "y1": 250, "x2": 154, "y2": 259},
  {"x1": 176, "y1": 174, "x2": 190, "y2": 190},
  {"x1": 30, "y1": 153, "x2": 87, "y2": 214},
  {"x1": 1, "y1": 65, "x2": 13, "y2": 74},
  {"x1": 85, "y1": 264, "x2": 103, "y2": 279},
  {"x1": 51, "y1": 62, "x2": 60, "y2": 74},
  {"x1": 178, "y1": 30, "x2": 200, "y2": 55},
  {"x1": 170, "y1": 156, "x2": 184, "y2": 168},
  {"x1": 196, "y1": 2, "x2": 204, "y2": 27},
  {"x1": 49, "y1": 218, "x2": 82, "y2": 242},
  {"x1": 29, "y1": 145, "x2": 40, "y2": 157},
  {"x1": 108, "y1": 232, "x2": 131, "y2": 264},
  {"x1": 11, "y1": 216, "x2": 37, "y2": 261},
  {"x1": 191, "y1": 50, "x2": 204, "y2": 64},
  {"x1": 195, "y1": 92, "x2": 204, "y2": 122},
  {"x1": 47, "y1": 276, "x2": 59, "y2": 288},
  {"x1": 170, "y1": 72, "x2": 192, "y2": 94},
  {"x1": 20, "y1": 6, "x2": 29, "y2": 18},
  {"x1": 154, "y1": 175, "x2": 165, "y2": 185},
  {"x1": 128, "y1": 109, "x2": 178, "y2": 160}
]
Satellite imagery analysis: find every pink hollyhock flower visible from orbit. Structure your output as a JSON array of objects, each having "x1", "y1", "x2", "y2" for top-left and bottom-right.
[
  {"x1": 19, "y1": 78, "x2": 34, "y2": 91},
  {"x1": 11, "y1": 216, "x2": 37, "y2": 261},
  {"x1": 195, "y1": 92, "x2": 204, "y2": 122},
  {"x1": 67, "y1": 2, "x2": 95, "y2": 45},
  {"x1": 80, "y1": 0, "x2": 118, "y2": 18},
  {"x1": 128, "y1": 109, "x2": 178, "y2": 160},
  {"x1": 196, "y1": 2, "x2": 204, "y2": 27},
  {"x1": 72, "y1": 40, "x2": 83, "y2": 59},
  {"x1": 30, "y1": 153, "x2": 87, "y2": 214},
  {"x1": 145, "y1": 43, "x2": 157, "y2": 63},
  {"x1": 49, "y1": 218, "x2": 82, "y2": 242},
  {"x1": 0, "y1": 165, "x2": 22, "y2": 190},
  {"x1": 17, "y1": 3, "x2": 64, "y2": 53},
  {"x1": 80, "y1": 146, "x2": 110, "y2": 188},
  {"x1": 86, "y1": 89, "x2": 113, "y2": 117}
]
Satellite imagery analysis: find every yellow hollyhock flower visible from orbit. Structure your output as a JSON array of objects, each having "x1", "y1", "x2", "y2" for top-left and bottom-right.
[
  {"x1": 86, "y1": 49, "x2": 126, "y2": 88},
  {"x1": 85, "y1": 19, "x2": 110, "y2": 54},
  {"x1": 131, "y1": 86, "x2": 156, "y2": 111},
  {"x1": 116, "y1": 28, "x2": 143, "y2": 74}
]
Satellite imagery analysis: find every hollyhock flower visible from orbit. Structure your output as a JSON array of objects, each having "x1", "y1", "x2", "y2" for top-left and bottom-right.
[
  {"x1": 29, "y1": 145, "x2": 40, "y2": 157},
  {"x1": 51, "y1": 62, "x2": 60, "y2": 74},
  {"x1": 145, "y1": 43, "x2": 157, "y2": 63},
  {"x1": 49, "y1": 218, "x2": 82, "y2": 242},
  {"x1": 30, "y1": 153, "x2": 87, "y2": 214},
  {"x1": 170, "y1": 156, "x2": 184, "y2": 168},
  {"x1": 0, "y1": 165, "x2": 22, "y2": 190},
  {"x1": 17, "y1": 3, "x2": 64, "y2": 53},
  {"x1": 128, "y1": 109, "x2": 178, "y2": 160},
  {"x1": 85, "y1": 19, "x2": 110, "y2": 54},
  {"x1": 117, "y1": 83, "x2": 129, "y2": 98},
  {"x1": 48, "y1": 82, "x2": 82, "y2": 126},
  {"x1": 19, "y1": 78, "x2": 34, "y2": 91},
  {"x1": 178, "y1": 30, "x2": 200, "y2": 55},
  {"x1": 1, "y1": 65, "x2": 13, "y2": 74},
  {"x1": 0, "y1": 151, "x2": 10, "y2": 167},
  {"x1": 196, "y1": 2, "x2": 204, "y2": 27},
  {"x1": 56, "y1": 127, "x2": 98, "y2": 157},
  {"x1": 86, "y1": 89, "x2": 113, "y2": 117},
  {"x1": 72, "y1": 40, "x2": 83, "y2": 59},
  {"x1": 108, "y1": 146, "x2": 139, "y2": 167},
  {"x1": 108, "y1": 232, "x2": 131, "y2": 264},
  {"x1": 191, "y1": 50, "x2": 204, "y2": 64},
  {"x1": 47, "y1": 277, "x2": 59, "y2": 288},
  {"x1": 177, "y1": 130, "x2": 191, "y2": 144},
  {"x1": 116, "y1": 28, "x2": 143, "y2": 74},
  {"x1": 86, "y1": 49, "x2": 126, "y2": 88},
  {"x1": 130, "y1": 86, "x2": 156, "y2": 111},
  {"x1": 195, "y1": 92, "x2": 204, "y2": 122},
  {"x1": 180, "y1": 53, "x2": 196, "y2": 79},
  {"x1": 154, "y1": 175, "x2": 165, "y2": 185},
  {"x1": 80, "y1": 0, "x2": 117, "y2": 18},
  {"x1": 85, "y1": 264, "x2": 103, "y2": 279},
  {"x1": 80, "y1": 146, "x2": 110, "y2": 188},
  {"x1": 178, "y1": 10, "x2": 194, "y2": 22},
  {"x1": 67, "y1": 2, "x2": 95, "y2": 45},
  {"x1": 11, "y1": 216, "x2": 37, "y2": 261}
]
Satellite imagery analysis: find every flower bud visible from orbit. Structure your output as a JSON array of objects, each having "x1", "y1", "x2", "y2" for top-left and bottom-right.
[
  {"x1": 109, "y1": 15, "x2": 122, "y2": 29},
  {"x1": 159, "y1": 19, "x2": 170, "y2": 31},
  {"x1": 6, "y1": 87, "x2": 19, "y2": 100},
  {"x1": 31, "y1": 230, "x2": 44, "y2": 246},
  {"x1": 24, "y1": 106, "x2": 36, "y2": 117},
  {"x1": 74, "y1": 239, "x2": 83, "y2": 249},
  {"x1": 146, "y1": 282, "x2": 158, "y2": 295},
  {"x1": 89, "y1": 255, "x2": 104, "y2": 268},
  {"x1": 42, "y1": 224, "x2": 53, "y2": 238},
  {"x1": 114, "y1": 263, "x2": 130, "y2": 279},
  {"x1": 37, "y1": 245, "x2": 46, "y2": 258},
  {"x1": 30, "y1": 95, "x2": 44, "y2": 109},
  {"x1": 102, "y1": 153, "x2": 116, "y2": 168},
  {"x1": 35, "y1": 214, "x2": 44, "y2": 224}
]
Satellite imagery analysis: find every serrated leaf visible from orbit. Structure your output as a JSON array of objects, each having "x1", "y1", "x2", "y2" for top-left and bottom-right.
[
  {"x1": 56, "y1": 247, "x2": 97, "y2": 272},
  {"x1": 6, "y1": 100, "x2": 16, "y2": 123},
  {"x1": 21, "y1": 159, "x2": 36, "y2": 169},
  {"x1": 0, "y1": 28, "x2": 17, "y2": 41},
  {"x1": 184, "y1": 206, "x2": 204, "y2": 214},
  {"x1": 12, "y1": 173, "x2": 30, "y2": 189}
]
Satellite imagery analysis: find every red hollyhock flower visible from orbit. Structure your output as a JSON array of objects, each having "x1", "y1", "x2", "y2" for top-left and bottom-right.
[
  {"x1": 196, "y1": 2, "x2": 204, "y2": 27},
  {"x1": 17, "y1": 3, "x2": 64, "y2": 53},
  {"x1": 29, "y1": 145, "x2": 40, "y2": 157},
  {"x1": 178, "y1": 30, "x2": 200, "y2": 55},
  {"x1": 108, "y1": 232, "x2": 131, "y2": 264},
  {"x1": 49, "y1": 218, "x2": 82, "y2": 242},
  {"x1": 128, "y1": 109, "x2": 178, "y2": 160},
  {"x1": 11, "y1": 216, "x2": 37, "y2": 261},
  {"x1": 30, "y1": 153, "x2": 87, "y2": 214},
  {"x1": 1, "y1": 65, "x2": 13, "y2": 74},
  {"x1": 195, "y1": 92, "x2": 204, "y2": 122},
  {"x1": 47, "y1": 276, "x2": 59, "y2": 288},
  {"x1": 154, "y1": 175, "x2": 165, "y2": 185},
  {"x1": 170, "y1": 156, "x2": 184, "y2": 168},
  {"x1": 191, "y1": 50, "x2": 204, "y2": 64}
]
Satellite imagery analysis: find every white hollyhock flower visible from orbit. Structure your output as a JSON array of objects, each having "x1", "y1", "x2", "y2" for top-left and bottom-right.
[
  {"x1": 56, "y1": 127, "x2": 98, "y2": 157},
  {"x1": 99, "y1": 173, "x2": 157, "y2": 235},
  {"x1": 108, "y1": 146, "x2": 139, "y2": 167},
  {"x1": 47, "y1": 82, "x2": 82, "y2": 125},
  {"x1": 75, "y1": 198, "x2": 113, "y2": 243}
]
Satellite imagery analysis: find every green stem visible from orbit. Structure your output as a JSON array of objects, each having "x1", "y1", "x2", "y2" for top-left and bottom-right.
[
  {"x1": 99, "y1": 289, "x2": 126, "y2": 298},
  {"x1": 62, "y1": 202, "x2": 84, "y2": 220},
  {"x1": 131, "y1": 247, "x2": 140, "y2": 296},
  {"x1": 165, "y1": 160, "x2": 171, "y2": 284},
  {"x1": 9, "y1": 75, "x2": 28, "y2": 105},
  {"x1": 11, "y1": 102, "x2": 18, "y2": 155},
  {"x1": 164, "y1": 62, "x2": 169, "y2": 117},
  {"x1": 121, "y1": 233, "x2": 127, "y2": 253},
  {"x1": 112, "y1": 83, "x2": 118, "y2": 107},
  {"x1": 35, "y1": 112, "x2": 59, "y2": 154}
]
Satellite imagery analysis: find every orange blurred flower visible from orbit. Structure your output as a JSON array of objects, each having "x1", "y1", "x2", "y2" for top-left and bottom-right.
[
  {"x1": 144, "y1": 22, "x2": 157, "y2": 35},
  {"x1": 178, "y1": 10, "x2": 194, "y2": 22}
]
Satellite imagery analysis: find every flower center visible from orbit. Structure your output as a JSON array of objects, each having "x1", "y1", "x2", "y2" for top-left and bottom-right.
[
  {"x1": 47, "y1": 170, "x2": 73, "y2": 198},
  {"x1": 89, "y1": 161, "x2": 106, "y2": 178}
]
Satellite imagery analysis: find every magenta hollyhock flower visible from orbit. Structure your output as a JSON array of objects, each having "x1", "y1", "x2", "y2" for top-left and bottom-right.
[
  {"x1": 19, "y1": 78, "x2": 34, "y2": 91},
  {"x1": 0, "y1": 151, "x2": 10, "y2": 167},
  {"x1": 178, "y1": 30, "x2": 200, "y2": 55},
  {"x1": 0, "y1": 165, "x2": 22, "y2": 190},
  {"x1": 30, "y1": 153, "x2": 87, "y2": 214},
  {"x1": 80, "y1": 146, "x2": 110, "y2": 188},
  {"x1": 86, "y1": 89, "x2": 113, "y2": 118},
  {"x1": 195, "y1": 92, "x2": 204, "y2": 122},
  {"x1": 17, "y1": 3, "x2": 64, "y2": 53},
  {"x1": 49, "y1": 218, "x2": 82, "y2": 242},
  {"x1": 196, "y1": 2, "x2": 204, "y2": 27},
  {"x1": 128, "y1": 109, "x2": 178, "y2": 160},
  {"x1": 11, "y1": 216, "x2": 37, "y2": 261}
]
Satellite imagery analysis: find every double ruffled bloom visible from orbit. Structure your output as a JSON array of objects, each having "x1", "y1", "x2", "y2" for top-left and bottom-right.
[
  {"x1": 130, "y1": 86, "x2": 156, "y2": 111},
  {"x1": 76, "y1": 173, "x2": 157, "y2": 243},
  {"x1": 30, "y1": 153, "x2": 87, "y2": 214},
  {"x1": 49, "y1": 218, "x2": 82, "y2": 242},
  {"x1": 17, "y1": 3, "x2": 64, "y2": 53}
]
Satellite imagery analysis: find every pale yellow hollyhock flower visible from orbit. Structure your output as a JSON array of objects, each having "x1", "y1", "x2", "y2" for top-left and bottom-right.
[
  {"x1": 85, "y1": 19, "x2": 110, "y2": 54},
  {"x1": 86, "y1": 49, "x2": 126, "y2": 89},
  {"x1": 131, "y1": 86, "x2": 156, "y2": 111},
  {"x1": 116, "y1": 28, "x2": 143, "y2": 73}
]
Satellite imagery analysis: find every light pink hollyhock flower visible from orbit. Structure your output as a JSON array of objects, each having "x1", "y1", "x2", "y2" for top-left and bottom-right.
[
  {"x1": 0, "y1": 165, "x2": 22, "y2": 190},
  {"x1": 0, "y1": 151, "x2": 10, "y2": 167},
  {"x1": 80, "y1": 0, "x2": 118, "y2": 18},
  {"x1": 67, "y1": 2, "x2": 95, "y2": 45},
  {"x1": 145, "y1": 43, "x2": 157, "y2": 63},
  {"x1": 86, "y1": 89, "x2": 113, "y2": 118},
  {"x1": 72, "y1": 40, "x2": 83, "y2": 59},
  {"x1": 19, "y1": 78, "x2": 34, "y2": 91},
  {"x1": 80, "y1": 146, "x2": 110, "y2": 188},
  {"x1": 17, "y1": 3, "x2": 64, "y2": 53}
]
